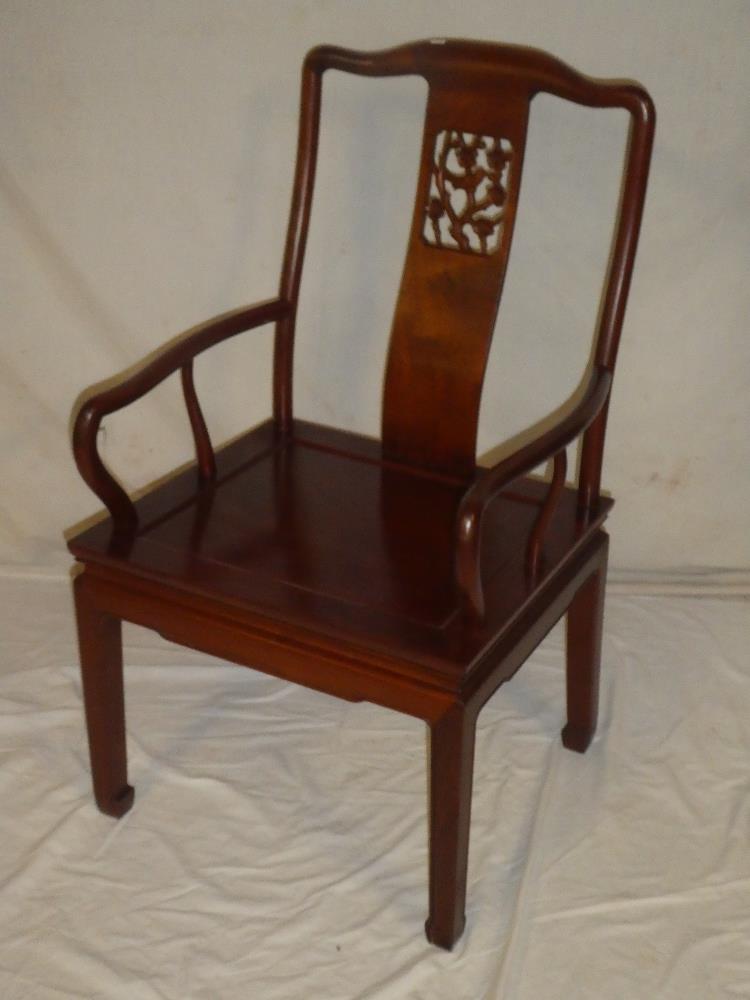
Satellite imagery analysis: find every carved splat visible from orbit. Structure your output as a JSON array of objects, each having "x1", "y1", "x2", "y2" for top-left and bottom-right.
[
  {"x1": 382, "y1": 101, "x2": 528, "y2": 477},
  {"x1": 423, "y1": 130, "x2": 513, "y2": 255}
]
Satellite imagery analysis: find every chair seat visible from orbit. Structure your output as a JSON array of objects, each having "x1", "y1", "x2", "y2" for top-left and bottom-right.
[{"x1": 69, "y1": 419, "x2": 612, "y2": 689}]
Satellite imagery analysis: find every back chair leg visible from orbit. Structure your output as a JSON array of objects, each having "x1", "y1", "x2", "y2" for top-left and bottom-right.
[
  {"x1": 425, "y1": 702, "x2": 477, "y2": 950},
  {"x1": 74, "y1": 575, "x2": 134, "y2": 817},
  {"x1": 562, "y1": 539, "x2": 609, "y2": 753}
]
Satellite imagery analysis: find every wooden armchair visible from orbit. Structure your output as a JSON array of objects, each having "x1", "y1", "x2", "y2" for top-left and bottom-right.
[{"x1": 67, "y1": 40, "x2": 654, "y2": 950}]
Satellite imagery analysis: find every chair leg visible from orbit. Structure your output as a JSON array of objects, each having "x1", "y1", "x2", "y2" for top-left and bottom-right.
[
  {"x1": 562, "y1": 542, "x2": 608, "y2": 754},
  {"x1": 74, "y1": 575, "x2": 134, "y2": 818},
  {"x1": 425, "y1": 702, "x2": 477, "y2": 950}
]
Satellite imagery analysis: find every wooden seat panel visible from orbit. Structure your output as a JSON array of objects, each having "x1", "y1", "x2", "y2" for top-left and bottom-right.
[{"x1": 69, "y1": 420, "x2": 611, "y2": 674}]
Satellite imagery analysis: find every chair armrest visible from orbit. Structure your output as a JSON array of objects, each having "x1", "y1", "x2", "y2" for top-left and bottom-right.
[
  {"x1": 72, "y1": 297, "x2": 290, "y2": 530},
  {"x1": 455, "y1": 365, "x2": 612, "y2": 619}
]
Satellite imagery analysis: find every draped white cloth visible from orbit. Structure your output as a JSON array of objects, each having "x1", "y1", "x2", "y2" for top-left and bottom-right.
[{"x1": 1, "y1": 577, "x2": 747, "y2": 998}]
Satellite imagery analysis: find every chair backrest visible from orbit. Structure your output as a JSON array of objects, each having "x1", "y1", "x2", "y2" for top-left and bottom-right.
[{"x1": 274, "y1": 40, "x2": 654, "y2": 487}]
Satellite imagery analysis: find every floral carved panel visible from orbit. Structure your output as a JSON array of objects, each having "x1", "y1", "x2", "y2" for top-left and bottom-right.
[{"x1": 423, "y1": 129, "x2": 513, "y2": 256}]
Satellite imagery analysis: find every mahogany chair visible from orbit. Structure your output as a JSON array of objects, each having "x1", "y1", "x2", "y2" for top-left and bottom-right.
[{"x1": 67, "y1": 40, "x2": 654, "y2": 949}]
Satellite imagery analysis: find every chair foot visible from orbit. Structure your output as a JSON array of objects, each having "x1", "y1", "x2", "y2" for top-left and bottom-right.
[
  {"x1": 561, "y1": 723, "x2": 594, "y2": 754},
  {"x1": 424, "y1": 913, "x2": 466, "y2": 951},
  {"x1": 96, "y1": 783, "x2": 135, "y2": 818}
]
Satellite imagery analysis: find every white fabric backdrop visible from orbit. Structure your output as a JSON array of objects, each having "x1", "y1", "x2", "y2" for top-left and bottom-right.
[
  {"x1": 1, "y1": 0, "x2": 749, "y2": 579},
  {"x1": 1, "y1": 578, "x2": 748, "y2": 998},
  {"x1": 2, "y1": 7, "x2": 748, "y2": 990}
]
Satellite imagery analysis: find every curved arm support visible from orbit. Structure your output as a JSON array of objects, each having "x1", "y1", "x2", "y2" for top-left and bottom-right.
[
  {"x1": 181, "y1": 360, "x2": 217, "y2": 483},
  {"x1": 456, "y1": 366, "x2": 612, "y2": 619},
  {"x1": 72, "y1": 297, "x2": 289, "y2": 530},
  {"x1": 526, "y1": 448, "x2": 568, "y2": 580}
]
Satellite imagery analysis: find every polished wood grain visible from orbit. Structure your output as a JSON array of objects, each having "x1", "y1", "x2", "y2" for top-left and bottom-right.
[
  {"x1": 563, "y1": 537, "x2": 609, "y2": 753},
  {"x1": 69, "y1": 421, "x2": 613, "y2": 678},
  {"x1": 426, "y1": 701, "x2": 477, "y2": 949},
  {"x1": 67, "y1": 39, "x2": 654, "y2": 950},
  {"x1": 74, "y1": 573, "x2": 134, "y2": 818}
]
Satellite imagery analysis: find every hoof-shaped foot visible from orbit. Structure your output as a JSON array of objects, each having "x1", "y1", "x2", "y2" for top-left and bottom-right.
[
  {"x1": 96, "y1": 783, "x2": 135, "y2": 818},
  {"x1": 561, "y1": 723, "x2": 594, "y2": 754}
]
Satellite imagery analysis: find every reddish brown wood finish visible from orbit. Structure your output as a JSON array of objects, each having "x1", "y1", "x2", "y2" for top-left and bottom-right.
[
  {"x1": 67, "y1": 39, "x2": 654, "y2": 950},
  {"x1": 74, "y1": 573, "x2": 134, "y2": 818},
  {"x1": 382, "y1": 83, "x2": 528, "y2": 477},
  {"x1": 426, "y1": 701, "x2": 478, "y2": 949},
  {"x1": 563, "y1": 536, "x2": 609, "y2": 753}
]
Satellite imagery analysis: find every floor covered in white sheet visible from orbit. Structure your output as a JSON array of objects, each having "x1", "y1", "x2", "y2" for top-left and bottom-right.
[{"x1": 0, "y1": 577, "x2": 748, "y2": 999}]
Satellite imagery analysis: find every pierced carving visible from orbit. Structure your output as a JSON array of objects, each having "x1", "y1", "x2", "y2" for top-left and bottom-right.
[{"x1": 423, "y1": 130, "x2": 513, "y2": 256}]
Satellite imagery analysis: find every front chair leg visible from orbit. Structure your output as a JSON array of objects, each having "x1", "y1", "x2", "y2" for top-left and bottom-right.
[
  {"x1": 425, "y1": 701, "x2": 477, "y2": 950},
  {"x1": 74, "y1": 574, "x2": 134, "y2": 817},
  {"x1": 562, "y1": 538, "x2": 609, "y2": 753}
]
